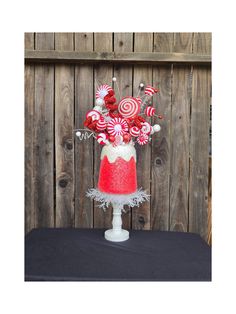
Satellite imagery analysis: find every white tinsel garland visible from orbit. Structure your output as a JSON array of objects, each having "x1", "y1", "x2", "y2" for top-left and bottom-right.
[{"x1": 86, "y1": 188, "x2": 150, "y2": 211}]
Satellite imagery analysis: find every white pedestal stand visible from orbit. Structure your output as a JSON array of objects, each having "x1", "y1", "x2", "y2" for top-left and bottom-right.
[{"x1": 104, "y1": 202, "x2": 129, "y2": 242}]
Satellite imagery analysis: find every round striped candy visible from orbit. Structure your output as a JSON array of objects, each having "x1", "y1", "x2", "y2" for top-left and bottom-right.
[
  {"x1": 86, "y1": 109, "x2": 101, "y2": 121},
  {"x1": 118, "y1": 97, "x2": 140, "y2": 119},
  {"x1": 107, "y1": 117, "x2": 128, "y2": 136},
  {"x1": 96, "y1": 118, "x2": 107, "y2": 131},
  {"x1": 130, "y1": 126, "x2": 140, "y2": 137},
  {"x1": 141, "y1": 122, "x2": 152, "y2": 135},
  {"x1": 144, "y1": 85, "x2": 158, "y2": 96},
  {"x1": 137, "y1": 133, "x2": 149, "y2": 145},
  {"x1": 96, "y1": 84, "x2": 113, "y2": 99},
  {"x1": 145, "y1": 106, "x2": 156, "y2": 117},
  {"x1": 96, "y1": 133, "x2": 108, "y2": 145}
]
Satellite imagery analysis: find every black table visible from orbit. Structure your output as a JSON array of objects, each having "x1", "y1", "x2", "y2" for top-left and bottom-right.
[{"x1": 25, "y1": 228, "x2": 211, "y2": 281}]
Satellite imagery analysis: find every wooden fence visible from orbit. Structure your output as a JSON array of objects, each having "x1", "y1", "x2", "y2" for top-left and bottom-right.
[{"x1": 25, "y1": 32, "x2": 211, "y2": 242}]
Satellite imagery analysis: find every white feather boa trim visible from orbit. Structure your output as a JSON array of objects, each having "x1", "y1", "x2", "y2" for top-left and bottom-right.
[{"x1": 86, "y1": 188, "x2": 150, "y2": 210}]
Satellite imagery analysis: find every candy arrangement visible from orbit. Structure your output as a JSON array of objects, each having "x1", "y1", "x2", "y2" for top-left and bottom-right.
[
  {"x1": 83, "y1": 80, "x2": 162, "y2": 147},
  {"x1": 77, "y1": 78, "x2": 164, "y2": 241}
]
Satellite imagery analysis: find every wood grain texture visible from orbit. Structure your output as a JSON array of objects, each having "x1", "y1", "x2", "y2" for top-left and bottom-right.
[
  {"x1": 55, "y1": 33, "x2": 74, "y2": 227},
  {"x1": 189, "y1": 33, "x2": 211, "y2": 240},
  {"x1": 113, "y1": 32, "x2": 133, "y2": 230},
  {"x1": 151, "y1": 33, "x2": 173, "y2": 230},
  {"x1": 34, "y1": 33, "x2": 54, "y2": 228},
  {"x1": 25, "y1": 50, "x2": 211, "y2": 65},
  {"x1": 25, "y1": 33, "x2": 35, "y2": 233},
  {"x1": 132, "y1": 33, "x2": 153, "y2": 230},
  {"x1": 74, "y1": 33, "x2": 94, "y2": 227},
  {"x1": 93, "y1": 33, "x2": 113, "y2": 228},
  {"x1": 169, "y1": 33, "x2": 193, "y2": 232},
  {"x1": 193, "y1": 33, "x2": 211, "y2": 55}
]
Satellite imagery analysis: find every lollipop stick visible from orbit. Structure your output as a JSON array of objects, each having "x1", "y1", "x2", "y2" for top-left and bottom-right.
[
  {"x1": 112, "y1": 77, "x2": 121, "y2": 100},
  {"x1": 136, "y1": 83, "x2": 144, "y2": 98}
]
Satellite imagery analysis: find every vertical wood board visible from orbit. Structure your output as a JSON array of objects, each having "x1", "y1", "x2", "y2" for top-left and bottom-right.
[
  {"x1": 34, "y1": 33, "x2": 54, "y2": 227},
  {"x1": 74, "y1": 32, "x2": 94, "y2": 227},
  {"x1": 25, "y1": 33, "x2": 35, "y2": 233},
  {"x1": 55, "y1": 33, "x2": 75, "y2": 227},
  {"x1": 151, "y1": 33, "x2": 173, "y2": 230}
]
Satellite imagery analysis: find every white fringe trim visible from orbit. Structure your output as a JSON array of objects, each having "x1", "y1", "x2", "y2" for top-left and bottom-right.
[{"x1": 86, "y1": 188, "x2": 150, "y2": 211}]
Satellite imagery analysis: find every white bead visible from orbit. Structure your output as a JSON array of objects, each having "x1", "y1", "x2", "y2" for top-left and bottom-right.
[
  {"x1": 140, "y1": 83, "x2": 144, "y2": 88},
  {"x1": 95, "y1": 98, "x2": 104, "y2": 107},
  {"x1": 112, "y1": 77, "x2": 117, "y2": 81},
  {"x1": 93, "y1": 105, "x2": 103, "y2": 112},
  {"x1": 153, "y1": 124, "x2": 161, "y2": 132},
  {"x1": 76, "y1": 131, "x2": 81, "y2": 137}
]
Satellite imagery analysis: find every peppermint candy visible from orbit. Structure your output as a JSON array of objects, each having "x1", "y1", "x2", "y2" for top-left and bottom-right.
[
  {"x1": 145, "y1": 106, "x2": 156, "y2": 117},
  {"x1": 96, "y1": 133, "x2": 108, "y2": 145},
  {"x1": 141, "y1": 122, "x2": 152, "y2": 135},
  {"x1": 86, "y1": 109, "x2": 101, "y2": 121},
  {"x1": 144, "y1": 85, "x2": 158, "y2": 96},
  {"x1": 96, "y1": 118, "x2": 107, "y2": 131},
  {"x1": 130, "y1": 126, "x2": 140, "y2": 137},
  {"x1": 107, "y1": 117, "x2": 128, "y2": 136},
  {"x1": 137, "y1": 133, "x2": 149, "y2": 145},
  {"x1": 118, "y1": 97, "x2": 140, "y2": 119},
  {"x1": 96, "y1": 84, "x2": 113, "y2": 99}
]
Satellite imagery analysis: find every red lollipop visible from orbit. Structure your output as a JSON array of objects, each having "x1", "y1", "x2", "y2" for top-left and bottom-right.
[{"x1": 118, "y1": 97, "x2": 140, "y2": 119}]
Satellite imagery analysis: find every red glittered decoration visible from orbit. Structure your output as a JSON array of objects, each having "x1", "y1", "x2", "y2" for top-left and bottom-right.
[
  {"x1": 123, "y1": 133, "x2": 131, "y2": 143},
  {"x1": 98, "y1": 156, "x2": 137, "y2": 194},
  {"x1": 84, "y1": 116, "x2": 98, "y2": 131}
]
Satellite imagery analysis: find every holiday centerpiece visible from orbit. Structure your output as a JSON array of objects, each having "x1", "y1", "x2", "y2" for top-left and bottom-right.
[{"x1": 76, "y1": 78, "x2": 162, "y2": 242}]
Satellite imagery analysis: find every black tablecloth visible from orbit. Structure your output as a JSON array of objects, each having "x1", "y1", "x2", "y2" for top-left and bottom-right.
[{"x1": 25, "y1": 228, "x2": 211, "y2": 281}]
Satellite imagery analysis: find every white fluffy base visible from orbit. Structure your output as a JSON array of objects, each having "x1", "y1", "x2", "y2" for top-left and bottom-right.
[{"x1": 86, "y1": 188, "x2": 149, "y2": 211}]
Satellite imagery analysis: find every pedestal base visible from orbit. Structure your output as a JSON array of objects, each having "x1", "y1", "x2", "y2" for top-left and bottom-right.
[{"x1": 105, "y1": 229, "x2": 129, "y2": 242}]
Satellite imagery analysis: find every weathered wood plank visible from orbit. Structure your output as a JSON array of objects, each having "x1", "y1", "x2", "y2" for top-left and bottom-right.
[
  {"x1": 169, "y1": 33, "x2": 192, "y2": 232},
  {"x1": 113, "y1": 32, "x2": 133, "y2": 230},
  {"x1": 34, "y1": 33, "x2": 54, "y2": 228},
  {"x1": 25, "y1": 33, "x2": 35, "y2": 233},
  {"x1": 151, "y1": 33, "x2": 173, "y2": 230},
  {"x1": 132, "y1": 33, "x2": 153, "y2": 230},
  {"x1": 189, "y1": 33, "x2": 211, "y2": 240},
  {"x1": 25, "y1": 33, "x2": 34, "y2": 50},
  {"x1": 93, "y1": 33, "x2": 113, "y2": 228},
  {"x1": 25, "y1": 50, "x2": 211, "y2": 65},
  {"x1": 55, "y1": 33, "x2": 74, "y2": 227},
  {"x1": 74, "y1": 33, "x2": 94, "y2": 227},
  {"x1": 193, "y1": 33, "x2": 211, "y2": 55}
]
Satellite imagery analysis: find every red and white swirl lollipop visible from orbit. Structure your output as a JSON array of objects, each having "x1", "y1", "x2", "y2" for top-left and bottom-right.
[
  {"x1": 144, "y1": 85, "x2": 158, "y2": 96},
  {"x1": 145, "y1": 106, "x2": 156, "y2": 117},
  {"x1": 96, "y1": 133, "x2": 109, "y2": 145},
  {"x1": 130, "y1": 126, "x2": 140, "y2": 137},
  {"x1": 107, "y1": 117, "x2": 128, "y2": 136},
  {"x1": 96, "y1": 84, "x2": 113, "y2": 99},
  {"x1": 141, "y1": 122, "x2": 152, "y2": 135},
  {"x1": 118, "y1": 97, "x2": 140, "y2": 119},
  {"x1": 86, "y1": 109, "x2": 101, "y2": 121},
  {"x1": 137, "y1": 133, "x2": 149, "y2": 145},
  {"x1": 96, "y1": 118, "x2": 107, "y2": 131}
]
